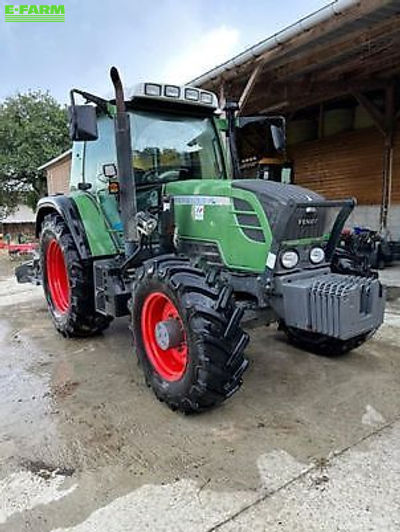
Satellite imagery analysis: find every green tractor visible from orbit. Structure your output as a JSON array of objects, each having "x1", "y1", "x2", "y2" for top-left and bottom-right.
[{"x1": 17, "y1": 68, "x2": 385, "y2": 413}]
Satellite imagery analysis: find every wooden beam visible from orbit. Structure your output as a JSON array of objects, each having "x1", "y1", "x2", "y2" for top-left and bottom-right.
[
  {"x1": 318, "y1": 103, "x2": 324, "y2": 139},
  {"x1": 316, "y1": 42, "x2": 400, "y2": 83},
  {"x1": 204, "y1": 0, "x2": 388, "y2": 89},
  {"x1": 352, "y1": 91, "x2": 386, "y2": 136},
  {"x1": 380, "y1": 80, "x2": 396, "y2": 232},
  {"x1": 238, "y1": 64, "x2": 262, "y2": 115},
  {"x1": 256, "y1": 1, "x2": 382, "y2": 63},
  {"x1": 270, "y1": 17, "x2": 400, "y2": 83},
  {"x1": 247, "y1": 80, "x2": 387, "y2": 115},
  {"x1": 218, "y1": 82, "x2": 226, "y2": 109},
  {"x1": 258, "y1": 100, "x2": 290, "y2": 113},
  {"x1": 245, "y1": 76, "x2": 387, "y2": 112},
  {"x1": 384, "y1": 81, "x2": 396, "y2": 132}
]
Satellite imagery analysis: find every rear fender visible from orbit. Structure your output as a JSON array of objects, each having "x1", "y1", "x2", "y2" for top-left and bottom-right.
[
  {"x1": 36, "y1": 195, "x2": 91, "y2": 259},
  {"x1": 36, "y1": 194, "x2": 120, "y2": 260}
]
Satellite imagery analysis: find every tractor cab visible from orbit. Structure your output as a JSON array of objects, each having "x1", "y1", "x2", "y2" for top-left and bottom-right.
[
  {"x1": 121, "y1": 83, "x2": 226, "y2": 187},
  {"x1": 68, "y1": 81, "x2": 232, "y2": 253},
  {"x1": 68, "y1": 81, "x2": 286, "y2": 194},
  {"x1": 69, "y1": 82, "x2": 226, "y2": 191},
  {"x1": 68, "y1": 77, "x2": 287, "y2": 258}
]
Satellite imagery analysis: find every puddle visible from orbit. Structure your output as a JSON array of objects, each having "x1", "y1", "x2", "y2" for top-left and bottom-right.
[{"x1": 0, "y1": 470, "x2": 76, "y2": 525}]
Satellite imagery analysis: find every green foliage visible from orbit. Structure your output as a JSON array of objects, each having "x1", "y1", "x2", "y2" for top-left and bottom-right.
[{"x1": 0, "y1": 91, "x2": 71, "y2": 214}]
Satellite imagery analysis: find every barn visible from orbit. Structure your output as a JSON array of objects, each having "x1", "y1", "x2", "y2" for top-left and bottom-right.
[
  {"x1": 191, "y1": 0, "x2": 400, "y2": 243},
  {"x1": 38, "y1": 149, "x2": 72, "y2": 196},
  {"x1": 1, "y1": 204, "x2": 35, "y2": 242}
]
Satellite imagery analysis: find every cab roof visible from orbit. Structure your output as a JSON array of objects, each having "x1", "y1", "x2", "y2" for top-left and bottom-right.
[{"x1": 127, "y1": 83, "x2": 219, "y2": 111}]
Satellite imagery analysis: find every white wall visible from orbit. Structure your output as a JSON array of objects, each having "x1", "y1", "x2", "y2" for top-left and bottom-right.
[{"x1": 345, "y1": 205, "x2": 400, "y2": 240}]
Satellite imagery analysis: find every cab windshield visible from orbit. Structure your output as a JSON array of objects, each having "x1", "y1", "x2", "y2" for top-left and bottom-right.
[{"x1": 130, "y1": 110, "x2": 225, "y2": 185}]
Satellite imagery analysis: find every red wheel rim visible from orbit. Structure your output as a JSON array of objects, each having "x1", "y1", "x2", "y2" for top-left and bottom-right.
[
  {"x1": 141, "y1": 292, "x2": 188, "y2": 381},
  {"x1": 46, "y1": 239, "x2": 70, "y2": 314}
]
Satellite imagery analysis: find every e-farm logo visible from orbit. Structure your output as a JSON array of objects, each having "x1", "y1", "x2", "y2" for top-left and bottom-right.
[{"x1": 4, "y1": 4, "x2": 65, "y2": 21}]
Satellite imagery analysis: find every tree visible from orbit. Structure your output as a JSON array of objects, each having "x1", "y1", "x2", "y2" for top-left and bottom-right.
[{"x1": 0, "y1": 91, "x2": 71, "y2": 215}]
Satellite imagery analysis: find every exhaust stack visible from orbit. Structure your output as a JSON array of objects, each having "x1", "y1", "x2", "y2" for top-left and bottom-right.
[{"x1": 110, "y1": 66, "x2": 138, "y2": 245}]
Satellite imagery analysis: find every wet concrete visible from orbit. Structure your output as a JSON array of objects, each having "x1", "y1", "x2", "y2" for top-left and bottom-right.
[{"x1": 1, "y1": 251, "x2": 400, "y2": 531}]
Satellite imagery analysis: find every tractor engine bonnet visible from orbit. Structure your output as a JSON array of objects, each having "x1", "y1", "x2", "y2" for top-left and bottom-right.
[
  {"x1": 232, "y1": 180, "x2": 324, "y2": 235},
  {"x1": 167, "y1": 178, "x2": 354, "y2": 274}
]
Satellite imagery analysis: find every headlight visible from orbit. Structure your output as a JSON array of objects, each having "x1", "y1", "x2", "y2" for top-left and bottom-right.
[
  {"x1": 281, "y1": 250, "x2": 299, "y2": 269},
  {"x1": 200, "y1": 91, "x2": 213, "y2": 104},
  {"x1": 185, "y1": 88, "x2": 199, "y2": 101},
  {"x1": 164, "y1": 85, "x2": 180, "y2": 98},
  {"x1": 145, "y1": 83, "x2": 161, "y2": 97},
  {"x1": 310, "y1": 247, "x2": 325, "y2": 264}
]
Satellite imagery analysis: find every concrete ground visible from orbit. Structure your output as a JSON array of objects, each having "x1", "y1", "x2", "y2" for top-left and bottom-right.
[{"x1": 0, "y1": 251, "x2": 399, "y2": 531}]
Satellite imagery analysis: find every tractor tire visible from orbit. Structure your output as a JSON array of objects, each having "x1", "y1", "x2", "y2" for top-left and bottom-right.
[
  {"x1": 40, "y1": 213, "x2": 112, "y2": 337},
  {"x1": 131, "y1": 256, "x2": 249, "y2": 413},
  {"x1": 279, "y1": 322, "x2": 373, "y2": 357}
]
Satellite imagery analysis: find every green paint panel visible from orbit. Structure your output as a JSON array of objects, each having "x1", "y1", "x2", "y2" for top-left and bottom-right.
[
  {"x1": 165, "y1": 180, "x2": 272, "y2": 273},
  {"x1": 282, "y1": 233, "x2": 331, "y2": 247},
  {"x1": 71, "y1": 191, "x2": 119, "y2": 257}
]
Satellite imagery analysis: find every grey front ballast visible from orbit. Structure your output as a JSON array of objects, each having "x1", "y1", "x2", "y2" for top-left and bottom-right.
[{"x1": 275, "y1": 270, "x2": 385, "y2": 340}]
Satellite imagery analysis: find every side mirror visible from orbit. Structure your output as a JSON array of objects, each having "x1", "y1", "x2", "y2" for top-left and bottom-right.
[
  {"x1": 270, "y1": 124, "x2": 285, "y2": 152},
  {"x1": 236, "y1": 115, "x2": 286, "y2": 152},
  {"x1": 68, "y1": 105, "x2": 98, "y2": 141}
]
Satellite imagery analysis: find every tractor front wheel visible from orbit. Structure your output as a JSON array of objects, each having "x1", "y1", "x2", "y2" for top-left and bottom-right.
[
  {"x1": 40, "y1": 213, "x2": 112, "y2": 337},
  {"x1": 131, "y1": 257, "x2": 249, "y2": 413}
]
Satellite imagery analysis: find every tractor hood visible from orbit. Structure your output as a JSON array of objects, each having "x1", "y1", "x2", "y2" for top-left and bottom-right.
[
  {"x1": 165, "y1": 178, "x2": 355, "y2": 274},
  {"x1": 233, "y1": 180, "x2": 354, "y2": 257},
  {"x1": 232, "y1": 180, "x2": 324, "y2": 234}
]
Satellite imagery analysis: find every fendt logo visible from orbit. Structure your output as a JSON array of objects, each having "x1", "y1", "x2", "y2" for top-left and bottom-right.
[{"x1": 4, "y1": 4, "x2": 65, "y2": 21}]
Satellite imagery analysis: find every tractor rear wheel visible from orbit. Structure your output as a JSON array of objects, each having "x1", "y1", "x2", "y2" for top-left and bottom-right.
[
  {"x1": 40, "y1": 213, "x2": 112, "y2": 337},
  {"x1": 280, "y1": 322, "x2": 372, "y2": 357},
  {"x1": 131, "y1": 256, "x2": 249, "y2": 413}
]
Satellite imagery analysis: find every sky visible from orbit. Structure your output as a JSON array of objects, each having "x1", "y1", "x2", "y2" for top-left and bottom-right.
[{"x1": 0, "y1": 0, "x2": 333, "y2": 104}]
